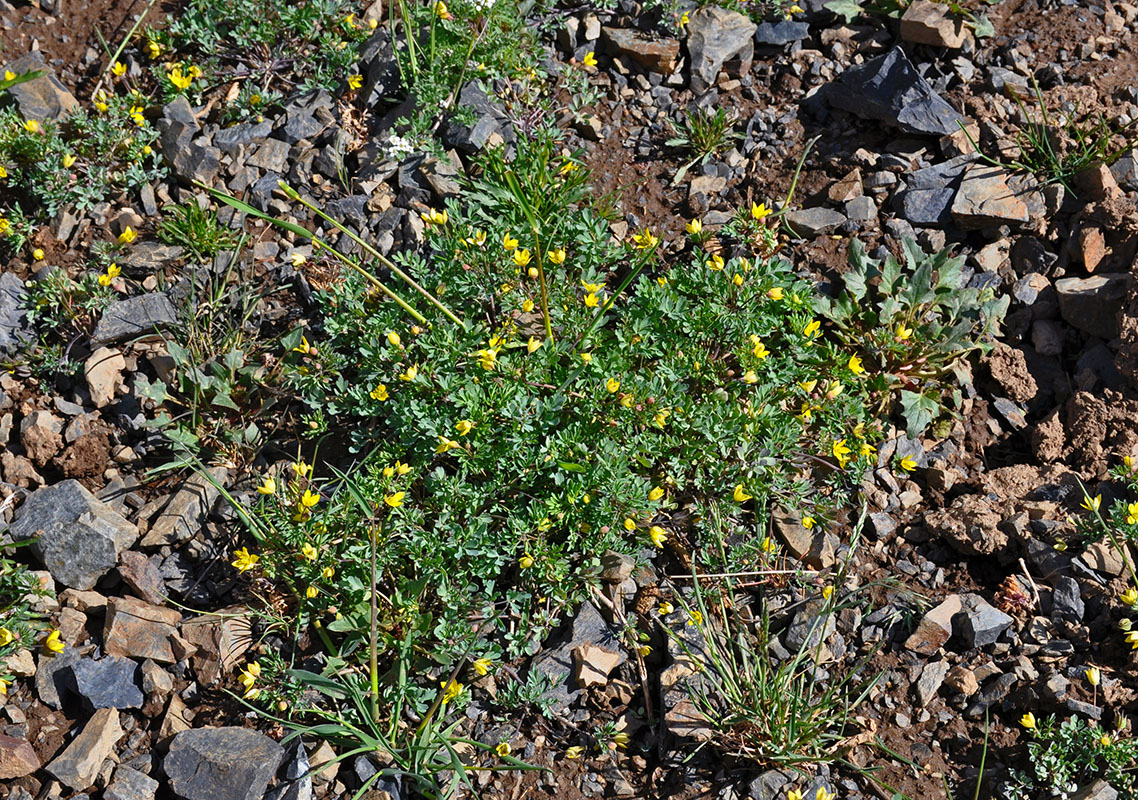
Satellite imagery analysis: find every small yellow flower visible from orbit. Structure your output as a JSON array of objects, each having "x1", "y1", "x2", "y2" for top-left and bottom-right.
[
  {"x1": 473, "y1": 658, "x2": 493, "y2": 676},
  {"x1": 0, "y1": 627, "x2": 14, "y2": 646},
  {"x1": 384, "y1": 492, "x2": 405, "y2": 508},
  {"x1": 1087, "y1": 666, "x2": 1101, "y2": 686},
  {"x1": 548, "y1": 247, "x2": 566, "y2": 264},
  {"x1": 502, "y1": 232, "x2": 519, "y2": 250},
  {"x1": 146, "y1": 39, "x2": 161, "y2": 59},
  {"x1": 686, "y1": 218, "x2": 703, "y2": 235},
  {"x1": 648, "y1": 486, "x2": 665, "y2": 502},
  {"x1": 742, "y1": 370, "x2": 758, "y2": 384},
  {"x1": 370, "y1": 383, "x2": 389, "y2": 401},
  {"x1": 62, "y1": 153, "x2": 76, "y2": 168},
  {"x1": 687, "y1": 610, "x2": 702, "y2": 627},
  {"x1": 751, "y1": 202, "x2": 771, "y2": 220},
  {"x1": 386, "y1": 331, "x2": 402, "y2": 348},
  {"x1": 1125, "y1": 455, "x2": 1135, "y2": 471},
  {"x1": 798, "y1": 379, "x2": 818, "y2": 393},
  {"x1": 306, "y1": 586, "x2": 318, "y2": 598},
  {"x1": 565, "y1": 745, "x2": 585, "y2": 759},
  {"x1": 23, "y1": 119, "x2": 39, "y2": 134},
  {"x1": 292, "y1": 461, "x2": 313, "y2": 478},
  {"x1": 896, "y1": 323, "x2": 913, "y2": 341},
  {"x1": 648, "y1": 526, "x2": 667, "y2": 548},
  {"x1": 732, "y1": 273, "x2": 744, "y2": 287},
  {"x1": 232, "y1": 547, "x2": 259, "y2": 573},
  {"x1": 899, "y1": 455, "x2": 917, "y2": 473},
  {"x1": 631, "y1": 228, "x2": 658, "y2": 249},
  {"x1": 1122, "y1": 588, "x2": 1138, "y2": 606},
  {"x1": 0, "y1": 677, "x2": 9, "y2": 694},
  {"x1": 301, "y1": 543, "x2": 318, "y2": 562},
  {"x1": 433, "y1": 0, "x2": 451, "y2": 18},
  {"x1": 802, "y1": 515, "x2": 816, "y2": 529},
  {"x1": 611, "y1": 732, "x2": 630, "y2": 748},
  {"x1": 32, "y1": 248, "x2": 45, "y2": 261},
  {"x1": 1081, "y1": 494, "x2": 1102, "y2": 512},
  {"x1": 1020, "y1": 712, "x2": 1036, "y2": 729},
  {"x1": 510, "y1": 248, "x2": 531, "y2": 268},
  {"x1": 44, "y1": 629, "x2": 65, "y2": 654},
  {"x1": 733, "y1": 484, "x2": 753, "y2": 503},
  {"x1": 299, "y1": 489, "x2": 321, "y2": 509},
  {"x1": 256, "y1": 476, "x2": 276, "y2": 495},
  {"x1": 582, "y1": 51, "x2": 598, "y2": 68},
  {"x1": 1100, "y1": 733, "x2": 1112, "y2": 747},
  {"x1": 399, "y1": 365, "x2": 418, "y2": 381},
  {"x1": 605, "y1": 377, "x2": 620, "y2": 393},
  {"x1": 477, "y1": 348, "x2": 498, "y2": 370},
  {"x1": 118, "y1": 226, "x2": 137, "y2": 245},
  {"x1": 623, "y1": 518, "x2": 636, "y2": 531},
  {"x1": 767, "y1": 286, "x2": 784, "y2": 301},
  {"x1": 787, "y1": 790, "x2": 804, "y2": 800},
  {"x1": 238, "y1": 661, "x2": 261, "y2": 697},
  {"x1": 584, "y1": 292, "x2": 600, "y2": 308},
  {"x1": 848, "y1": 354, "x2": 865, "y2": 374},
  {"x1": 420, "y1": 208, "x2": 448, "y2": 227},
  {"x1": 822, "y1": 585, "x2": 834, "y2": 600},
  {"x1": 658, "y1": 601, "x2": 674, "y2": 616},
  {"x1": 638, "y1": 644, "x2": 652, "y2": 656},
  {"x1": 1127, "y1": 502, "x2": 1138, "y2": 525},
  {"x1": 496, "y1": 742, "x2": 511, "y2": 757},
  {"x1": 752, "y1": 340, "x2": 770, "y2": 360},
  {"x1": 518, "y1": 554, "x2": 534, "y2": 569},
  {"x1": 112, "y1": 61, "x2": 127, "y2": 77},
  {"x1": 168, "y1": 66, "x2": 192, "y2": 91},
  {"x1": 527, "y1": 336, "x2": 542, "y2": 354},
  {"x1": 815, "y1": 789, "x2": 836, "y2": 800},
  {"x1": 860, "y1": 442, "x2": 876, "y2": 458},
  {"x1": 708, "y1": 253, "x2": 725, "y2": 271},
  {"x1": 761, "y1": 536, "x2": 776, "y2": 554},
  {"x1": 322, "y1": 566, "x2": 335, "y2": 578},
  {"x1": 803, "y1": 319, "x2": 821, "y2": 342},
  {"x1": 833, "y1": 439, "x2": 853, "y2": 468},
  {"x1": 348, "y1": 74, "x2": 363, "y2": 90},
  {"x1": 580, "y1": 352, "x2": 592, "y2": 364}
]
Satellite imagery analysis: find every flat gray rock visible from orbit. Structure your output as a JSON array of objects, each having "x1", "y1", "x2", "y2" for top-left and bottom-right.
[
  {"x1": 166, "y1": 727, "x2": 285, "y2": 800},
  {"x1": 687, "y1": 6, "x2": 756, "y2": 92},
  {"x1": 91, "y1": 293, "x2": 178, "y2": 346},
  {"x1": 72, "y1": 656, "x2": 144, "y2": 710},
  {"x1": 3, "y1": 51, "x2": 79, "y2": 121},
  {"x1": 0, "y1": 273, "x2": 33, "y2": 354}
]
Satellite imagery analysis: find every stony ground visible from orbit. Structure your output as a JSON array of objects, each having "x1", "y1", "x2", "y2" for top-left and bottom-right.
[{"x1": 1, "y1": 0, "x2": 1138, "y2": 799}]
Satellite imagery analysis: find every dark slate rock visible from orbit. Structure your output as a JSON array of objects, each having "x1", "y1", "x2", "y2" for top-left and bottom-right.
[
  {"x1": 3, "y1": 51, "x2": 79, "y2": 121},
  {"x1": 35, "y1": 646, "x2": 82, "y2": 710},
  {"x1": 9, "y1": 480, "x2": 137, "y2": 590},
  {"x1": 105, "y1": 766, "x2": 159, "y2": 800},
  {"x1": 1051, "y1": 576, "x2": 1084, "y2": 621},
  {"x1": 166, "y1": 728, "x2": 285, "y2": 800},
  {"x1": 528, "y1": 601, "x2": 622, "y2": 714},
  {"x1": 0, "y1": 273, "x2": 33, "y2": 354},
  {"x1": 957, "y1": 593, "x2": 1013, "y2": 648},
  {"x1": 893, "y1": 155, "x2": 977, "y2": 226},
  {"x1": 72, "y1": 656, "x2": 144, "y2": 710},
  {"x1": 158, "y1": 97, "x2": 200, "y2": 156},
  {"x1": 785, "y1": 207, "x2": 846, "y2": 237},
  {"x1": 440, "y1": 81, "x2": 514, "y2": 154},
  {"x1": 686, "y1": 6, "x2": 756, "y2": 92},
  {"x1": 170, "y1": 143, "x2": 222, "y2": 185},
  {"x1": 829, "y1": 47, "x2": 964, "y2": 136},
  {"x1": 264, "y1": 740, "x2": 313, "y2": 800},
  {"x1": 1011, "y1": 236, "x2": 1058, "y2": 276},
  {"x1": 214, "y1": 121, "x2": 275, "y2": 154},
  {"x1": 91, "y1": 293, "x2": 178, "y2": 346},
  {"x1": 754, "y1": 20, "x2": 810, "y2": 46}
]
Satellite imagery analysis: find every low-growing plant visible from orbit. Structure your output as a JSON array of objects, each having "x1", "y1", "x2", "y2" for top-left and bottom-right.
[
  {"x1": 157, "y1": 200, "x2": 241, "y2": 262},
  {"x1": 23, "y1": 267, "x2": 116, "y2": 345},
  {"x1": 1008, "y1": 713, "x2": 1137, "y2": 799},
  {"x1": 0, "y1": 543, "x2": 55, "y2": 692},
  {"x1": 815, "y1": 237, "x2": 1009, "y2": 437},
  {"x1": 667, "y1": 107, "x2": 741, "y2": 185}
]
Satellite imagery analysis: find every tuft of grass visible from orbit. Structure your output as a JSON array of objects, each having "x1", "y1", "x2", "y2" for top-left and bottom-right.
[
  {"x1": 667, "y1": 107, "x2": 741, "y2": 184},
  {"x1": 157, "y1": 200, "x2": 241, "y2": 263}
]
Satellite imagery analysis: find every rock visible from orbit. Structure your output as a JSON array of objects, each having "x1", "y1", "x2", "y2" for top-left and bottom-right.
[
  {"x1": 600, "y1": 27, "x2": 680, "y2": 74},
  {"x1": 944, "y1": 665, "x2": 979, "y2": 696},
  {"x1": 664, "y1": 697, "x2": 713, "y2": 741},
  {"x1": 845, "y1": 195, "x2": 878, "y2": 225},
  {"x1": 160, "y1": 693, "x2": 193, "y2": 740},
  {"x1": 0, "y1": 734, "x2": 40, "y2": 779},
  {"x1": 900, "y1": 1, "x2": 967, "y2": 48},
  {"x1": 3, "y1": 51, "x2": 79, "y2": 121},
  {"x1": 573, "y1": 642, "x2": 623, "y2": 688},
  {"x1": 992, "y1": 397, "x2": 1027, "y2": 431},
  {"x1": 72, "y1": 656, "x2": 144, "y2": 709},
  {"x1": 36, "y1": 645, "x2": 82, "y2": 709},
  {"x1": 91, "y1": 293, "x2": 179, "y2": 346},
  {"x1": 828, "y1": 168, "x2": 863, "y2": 203},
  {"x1": 440, "y1": 81, "x2": 513, "y2": 155},
  {"x1": 1056, "y1": 274, "x2": 1132, "y2": 341},
  {"x1": 170, "y1": 143, "x2": 222, "y2": 185},
  {"x1": 1051, "y1": 576, "x2": 1083, "y2": 621},
  {"x1": 20, "y1": 409, "x2": 63, "y2": 466},
  {"x1": 686, "y1": 7, "x2": 757, "y2": 93},
  {"x1": 985, "y1": 345, "x2": 1037, "y2": 405},
  {"x1": 754, "y1": 20, "x2": 810, "y2": 46},
  {"x1": 773, "y1": 512, "x2": 835, "y2": 568},
  {"x1": 1071, "y1": 780, "x2": 1118, "y2": 800},
  {"x1": 915, "y1": 659, "x2": 950, "y2": 706},
  {"x1": 84, "y1": 347, "x2": 126, "y2": 408},
  {"x1": 785, "y1": 599, "x2": 836, "y2": 653},
  {"x1": 45, "y1": 708, "x2": 124, "y2": 791},
  {"x1": 925, "y1": 494, "x2": 1007, "y2": 557},
  {"x1": 1075, "y1": 226, "x2": 1108, "y2": 272},
  {"x1": 894, "y1": 155, "x2": 976, "y2": 226},
  {"x1": 904, "y1": 595, "x2": 961, "y2": 655},
  {"x1": 958, "y1": 594, "x2": 1013, "y2": 649},
  {"x1": 9, "y1": 480, "x2": 138, "y2": 590},
  {"x1": 180, "y1": 610, "x2": 252, "y2": 685},
  {"x1": 1074, "y1": 165, "x2": 1122, "y2": 203},
  {"x1": 141, "y1": 467, "x2": 227, "y2": 547},
  {"x1": 950, "y1": 164, "x2": 1029, "y2": 228},
  {"x1": 118, "y1": 551, "x2": 167, "y2": 605},
  {"x1": 600, "y1": 550, "x2": 635, "y2": 583},
  {"x1": 0, "y1": 273, "x2": 33, "y2": 354},
  {"x1": 246, "y1": 138, "x2": 291, "y2": 173},
  {"x1": 141, "y1": 658, "x2": 174, "y2": 700},
  {"x1": 265, "y1": 740, "x2": 313, "y2": 800},
  {"x1": 105, "y1": 766, "x2": 160, "y2": 800},
  {"x1": 104, "y1": 596, "x2": 181, "y2": 664},
  {"x1": 785, "y1": 207, "x2": 846, "y2": 237},
  {"x1": 1080, "y1": 541, "x2": 1132, "y2": 577},
  {"x1": 529, "y1": 601, "x2": 623, "y2": 714},
  {"x1": 165, "y1": 728, "x2": 285, "y2": 800},
  {"x1": 1011, "y1": 235, "x2": 1058, "y2": 276},
  {"x1": 829, "y1": 47, "x2": 964, "y2": 136}
]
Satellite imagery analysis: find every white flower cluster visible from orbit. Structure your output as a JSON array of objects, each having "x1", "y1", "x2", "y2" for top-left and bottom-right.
[
  {"x1": 384, "y1": 135, "x2": 416, "y2": 161},
  {"x1": 470, "y1": 0, "x2": 495, "y2": 10}
]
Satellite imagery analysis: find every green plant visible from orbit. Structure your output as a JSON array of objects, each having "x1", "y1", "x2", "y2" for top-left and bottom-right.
[
  {"x1": 157, "y1": 200, "x2": 241, "y2": 262},
  {"x1": 1008, "y1": 714, "x2": 1138, "y2": 799},
  {"x1": 825, "y1": 0, "x2": 995, "y2": 37},
  {"x1": 666, "y1": 107, "x2": 741, "y2": 185},
  {"x1": 0, "y1": 543, "x2": 54, "y2": 691},
  {"x1": 23, "y1": 267, "x2": 116, "y2": 344},
  {"x1": 815, "y1": 237, "x2": 1009, "y2": 437},
  {"x1": 0, "y1": 205, "x2": 35, "y2": 253}
]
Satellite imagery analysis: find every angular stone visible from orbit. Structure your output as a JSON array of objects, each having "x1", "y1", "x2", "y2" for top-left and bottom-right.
[
  {"x1": 830, "y1": 47, "x2": 964, "y2": 136},
  {"x1": 958, "y1": 593, "x2": 1013, "y2": 648},
  {"x1": 91, "y1": 293, "x2": 179, "y2": 346},
  {"x1": 894, "y1": 155, "x2": 976, "y2": 226},
  {"x1": 944, "y1": 665, "x2": 979, "y2": 696},
  {"x1": 72, "y1": 656, "x2": 144, "y2": 710},
  {"x1": 104, "y1": 596, "x2": 180, "y2": 664},
  {"x1": 9, "y1": 480, "x2": 138, "y2": 590},
  {"x1": 900, "y1": 1, "x2": 967, "y2": 48},
  {"x1": 118, "y1": 551, "x2": 167, "y2": 605},
  {"x1": 951, "y1": 164, "x2": 1029, "y2": 228},
  {"x1": 904, "y1": 595, "x2": 961, "y2": 655},
  {"x1": 36, "y1": 645, "x2": 82, "y2": 709},
  {"x1": 105, "y1": 766, "x2": 160, "y2": 800},
  {"x1": 3, "y1": 51, "x2": 79, "y2": 121},
  {"x1": 166, "y1": 728, "x2": 285, "y2": 800},
  {"x1": 1071, "y1": 780, "x2": 1118, "y2": 800},
  {"x1": 46, "y1": 708, "x2": 123, "y2": 791},
  {"x1": 528, "y1": 601, "x2": 623, "y2": 714},
  {"x1": 180, "y1": 609, "x2": 253, "y2": 685},
  {"x1": 1056, "y1": 274, "x2": 1132, "y2": 341},
  {"x1": 785, "y1": 207, "x2": 846, "y2": 237},
  {"x1": 573, "y1": 642, "x2": 622, "y2": 688},
  {"x1": 828, "y1": 168, "x2": 863, "y2": 203},
  {"x1": 84, "y1": 347, "x2": 126, "y2": 408},
  {"x1": 170, "y1": 143, "x2": 222, "y2": 185},
  {"x1": 686, "y1": 7, "x2": 756, "y2": 93},
  {"x1": 0, "y1": 734, "x2": 40, "y2": 779},
  {"x1": 141, "y1": 467, "x2": 227, "y2": 547},
  {"x1": 914, "y1": 659, "x2": 950, "y2": 706},
  {"x1": 600, "y1": 27, "x2": 680, "y2": 74},
  {"x1": 0, "y1": 273, "x2": 33, "y2": 355},
  {"x1": 246, "y1": 138, "x2": 291, "y2": 173},
  {"x1": 160, "y1": 693, "x2": 194, "y2": 740},
  {"x1": 754, "y1": 20, "x2": 810, "y2": 46}
]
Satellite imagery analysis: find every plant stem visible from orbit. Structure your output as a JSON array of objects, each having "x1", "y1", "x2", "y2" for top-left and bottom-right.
[
  {"x1": 90, "y1": 0, "x2": 161, "y2": 101},
  {"x1": 531, "y1": 226, "x2": 554, "y2": 343},
  {"x1": 370, "y1": 522, "x2": 380, "y2": 724}
]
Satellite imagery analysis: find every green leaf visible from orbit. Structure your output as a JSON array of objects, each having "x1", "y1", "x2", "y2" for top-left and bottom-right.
[
  {"x1": 211, "y1": 391, "x2": 240, "y2": 411},
  {"x1": 223, "y1": 348, "x2": 245, "y2": 372},
  {"x1": 968, "y1": 12, "x2": 995, "y2": 38},
  {"x1": 899, "y1": 390, "x2": 939, "y2": 437},
  {"x1": 135, "y1": 374, "x2": 169, "y2": 404},
  {"x1": 824, "y1": 0, "x2": 864, "y2": 22},
  {"x1": 281, "y1": 328, "x2": 305, "y2": 353}
]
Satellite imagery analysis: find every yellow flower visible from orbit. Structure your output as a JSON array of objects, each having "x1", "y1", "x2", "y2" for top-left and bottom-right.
[
  {"x1": 168, "y1": 66, "x2": 192, "y2": 91},
  {"x1": 733, "y1": 484, "x2": 753, "y2": 503},
  {"x1": 611, "y1": 732, "x2": 630, "y2": 748},
  {"x1": 732, "y1": 273, "x2": 744, "y2": 287},
  {"x1": 292, "y1": 461, "x2": 313, "y2": 478},
  {"x1": 112, "y1": 61, "x2": 127, "y2": 77},
  {"x1": 848, "y1": 354, "x2": 865, "y2": 374},
  {"x1": 3, "y1": 70, "x2": 14, "y2": 81},
  {"x1": 496, "y1": 742, "x2": 511, "y2": 757},
  {"x1": 301, "y1": 543, "x2": 318, "y2": 561},
  {"x1": 648, "y1": 526, "x2": 667, "y2": 548},
  {"x1": 0, "y1": 677, "x2": 8, "y2": 694},
  {"x1": 1122, "y1": 588, "x2": 1138, "y2": 606},
  {"x1": 631, "y1": 228, "x2": 658, "y2": 249},
  {"x1": 752, "y1": 340, "x2": 770, "y2": 360},
  {"x1": 832, "y1": 439, "x2": 852, "y2": 468},
  {"x1": 896, "y1": 323, "x2": 913, "y2": 341},
  {"x1": 787, "y1": 791, "x2": 804, "y2": 800},
  {"x1": 742, "y1": 370, "x2": 758, "y2": 384},
  {"x1": 370, "y1": 383, "x2": 389, "y2": 401},
  {"x1": 385, "y1": 331, "x2": 402, "y2": 348},
  {"x1": 436, "y1": 437, "x2": 459, "y2": 454},
  {"x1": 238, "y1": 661, "x2": 261, "y2": 698},
  {"x1": 232, "y1": 547, "x2": 259, "y2": 573},
  {"x1": 815, "y1": 789, "x2": 836, "y2": 800},
  {"x1": 299, "y1": 489, "x2": 321, "y2": 509},
  {"x1": 322, "y1": 566, "x2": 335, "y2": 579},
  {"x1": 527, "y1": 336, "x2": 542, "y2": 354},
  {"x1": 565, "y1": 745, "x2": 585, "y2": 759},
  {"x1": 399, "y1": 365, "x2": 418, "y2": 381},
  {"x1": 708, "y1": 253, "x2": 725, "y2": 271},
  {"x1": 767, "y1": 286, "x2": 784, "y2": 300},
  {"x1": 582, "y1": 51, "x2": 598, "y2": 68},
  {"x1": 581, "y1": 292, "x2": 601, "y2": 308},
  {"x1": 751, "y1": 201, "x2": 771, "y2": 220},
  {"x1": 448, "y1": 421, "x2": 472, "y2": 439},
  {"x1": 803, "y1": 319, "x2": 821, "y2": 342},
  {"x1": 348, "y1": 74, "x2": 363, "y2": 91},
  {"x1": 289, "y1": 252, "x2": 307, "y2": 268},
  {"x1": 860, "y1": 442, "x2": 876, "y2": 458},
  {"x1": 463, "y1": 230, "x2": 487, "y2": 247},
  {"x1": 802, "y1": 515, "x2": 816, "y2": 529},
  {"x1": 502, "y1": 232, "x2": 518, "y2": 250},
  {"x1": 761, "y1": 536, "x2": 776, "y2": 554},
  {"x1": 1087, "y1": 666, "x2": 1101, "y2": 686},
  {"x1": 798, "y1": 379, "x2": 818, "y2": 393},
  {"x1": 0, "y1": 627, "x2": 13, "y2": 646},
  {"x1": 32, "y1": 248, "x2": 45, "y2": 261},
  {"x1": 256, "y1": 476, "x2": 276, "y2": 495},
  {"x1": 146, "y1": 39, "x2": 161, "y2": 59},
  {"x1": 473, "y1": 658, "x2": 493, "y2": 676},
  {"x1": 822, "y1": 585, "x2": 834, "y2": 600},
  {"x1": 622, "y1": 518, "x2": 637, "y2": 532},
  {"x1": 1125, "y1": 455, "x2": 1135, "y2": 471},
  {"x1": 1082, "y1": 494, "x2": 1102, "y2": 512},
  {"x1": 580, "y1": 352, "x2": 592, "y2": 364},
  {"x1": 894, "y1": 455, "x2": 916, "y2": 473},
  {"x1": 306, "y1": 586, "x2": 318, "y2": 599},
  {"x1": 44, "y1": 629, "x2": 64, "y2": 654},
  {"x1": 686, "y1": 218, "x2": 703, "y2": 235},
  {"x1": 637, "y1": 644, "x2": 652, "y2": 657},
  {"x1": 679, "y1": 10, "x2": 690, "y2": 26},
  {"x1": 605, "y1": 377, "x2": 620, "y2": 393},
  {"x1": 433, "y1": 0, "x2": 451, "y2": 18},
  {"x1": 118, "y1": 226, "x2": 137, "y2": 245},
  {"x1": 548, "y1": 247, "x2": 566, "y2": 264},
  {"x1": 420, "y1": 208, "x2": 448, "y2": 227},
  {"x1": 1020, "y1": 712, "x2": 1036, "y2": 729},
  {"x1": 658, "y1": 602, "x2": 674, "y2": 616},
  {"x1": 62, "y1": 153, "x2": 76, "y2": 168},
  {"x1": 657, "y1": 276, "x2": 668, "y2": 286},
  {"x1": 23, "y1": 119, "x2": 39, "y2": 134},
  {"x1": 687, "y1": 610, "x2": 702, "y2": 627},
  {"x1": 519, "y1": 554, "x2": 534, "y2": 569}
]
